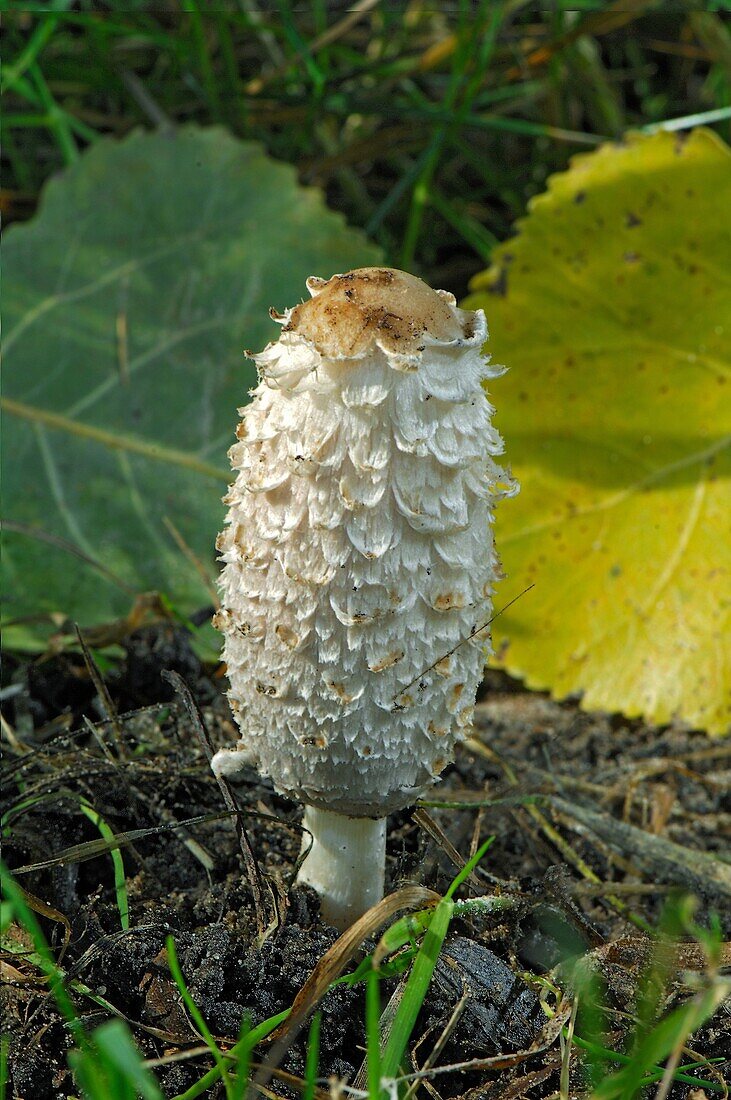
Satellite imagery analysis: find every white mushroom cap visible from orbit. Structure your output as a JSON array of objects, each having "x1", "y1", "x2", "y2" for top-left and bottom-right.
[{"x1": 215, "y1": 268, "x2": 516, "y2": 817}]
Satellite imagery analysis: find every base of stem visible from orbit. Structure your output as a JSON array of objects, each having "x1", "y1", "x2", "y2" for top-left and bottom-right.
[{"x1": 295, "y1": 806, "x2": 387, "y2": 931}]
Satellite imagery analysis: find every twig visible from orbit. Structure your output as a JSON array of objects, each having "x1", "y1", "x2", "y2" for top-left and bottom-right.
[
  {"x1": 570, "y1": 881, "x2": 671, "y2": 897},
  {"x1": 119, "y1": 68, "x2": 174, "y2": 133},
  {"x1": 550, "y1": 795, "x2": 731, "y2": 905},
  {"x1": 74, "y1": 624, "x2": 126, "y2": 759},
  {"x1": 465, "y1": 737, "x2": 650, "y2": 929},
  {"x1": 405, "y1": 993, "x2": 468, "y2": 1100},
  {"x1": 559, "y1": 996, "x2": 578, "y2": 1100},
  {"x1": 413, "y1": 807, "x2": 499, "y2": 890}
]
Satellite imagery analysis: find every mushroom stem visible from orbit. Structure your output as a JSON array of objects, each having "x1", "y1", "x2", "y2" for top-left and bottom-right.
[{"x1": 296, "y1": 806, "x2": 386, "y2": 930}]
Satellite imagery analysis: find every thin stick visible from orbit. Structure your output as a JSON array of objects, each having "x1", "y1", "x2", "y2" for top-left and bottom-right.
[
  {"x1": 404, "y1": 994, "x2": 468, "y2": 1100},
  {"x1": 560, "y1": 996, "x2": 578, "y2": 1100},
  {"x1": 413, "y1": 808, "x2": 497, "y2": 891},
  {"x1": 74, "y1": 624, "x2": 126, "y2": 759},
  {"x1": 119, "y1": 68, "x2": 174, "y2": 133},
  {"x1": 4, "y1": 520, "x2": 136, "y2": 595}
]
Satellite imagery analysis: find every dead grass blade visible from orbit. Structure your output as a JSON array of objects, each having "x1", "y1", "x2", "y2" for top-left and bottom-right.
[
  {"x1": 12, "y1": 883, "x2": 72, "y2": 960},
  {"x1": 74, "y1": 623, "x2": 126, "y2": 758},
  {"x1": 413, "y1": 808, "x2": 495, "y2": 891},
  {"x1": 10, "y1": 809, "x2": 236, "y2": 874}
]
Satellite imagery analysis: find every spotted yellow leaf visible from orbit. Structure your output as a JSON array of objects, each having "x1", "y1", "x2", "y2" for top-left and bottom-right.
[{"x1": 465, "y1": 128, "x2": 730, "y2": 734}]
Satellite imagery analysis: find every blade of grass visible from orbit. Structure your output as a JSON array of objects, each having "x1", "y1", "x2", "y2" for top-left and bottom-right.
[
  {"x1": 28, "y1": 61, "x2": 77, "y2": 164},
  {"x1": 366, "y1": 965, "x2": 382, "y2": 1100},
  {"x1": 365, "y1": 145, "x2": 432, "y2": 237},
  {"x1": 1, "y1": 13, "x2": 61, "y2": 93},
  {"x1": 185, "y1": 2, "x2": 223, "y2": 121},
  {"x1": 379, "y1": 838, "x2": 494, "y2": 1083},
  {"x1": 78, "y1": 801, "x2": 130, "y2": 931},
  {"x1": 213, "y1": 12, "x2": 243, "y2": 128},
  {"x1": 428, "y1": 186, "x2": 498, "y2": 263},
  {"x1": 1, "y1": 792, "x2": 54, "y2": 831},
  {"x1": 570, "y1": 1032, "x2": 725, "y2": 1090},
  {"x1": 0, "y1": 1036, "x2": 8, "y2": 1100},
  {"x1": 169, "y1": 1006, "x2": 290, "y2": 1100},
  {"x1": 0, "y1": 125, "x2": 34, "y2": 190},
  {"x1": 303, "y1": 1011, "x2": 321, "y2": 1100},
  {"x1": 0, "y1": 859, "x2": 83, "y2": 1039},
  {"x1": 231, "y1": 1016, "x2": 252, "y2": 1100},
  {"x1": 3, "y1": 68, "x2": 98, "y2": 143},
  {"x1": 379, "y1": 897, "x2": 453, "y2": 1083},
  {"x1": 568, "y1": 955, "x2": 608, "y2": 1091},
  {"x1": 10, "y1": 808, "x2": 240, "y2": 875},
  {"x1": 588, "y1": 982, "x2": 730, "y2": 1099},
  {"x1": 86, "y1": 1019, "x2": 164, "y2": 1100},
  {"x1": 165, "y1": 934, "x2": 234, "y2": 1100},
  {"x1": 279, "y1": 0, "x2": 326, "y2": 99},
  {"x1": 445, "y1": 836, "x2": 495, "y2": 899},
  {"x1": 401, "y1": 0, "x2": 497, "y2": 268},
  {"x1": 67, "y1": 1044, "x2": 123, "y2": 1100}
]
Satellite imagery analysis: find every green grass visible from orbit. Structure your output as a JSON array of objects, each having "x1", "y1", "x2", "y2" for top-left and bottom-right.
[
  {"x1": 303, "y1": 1011, "x2": 321, "y2": 1100},
  {"x1": 166, "y1": 934, "x2": 236, "y2": 1099},
  {"x1": 366, "y1": 965, "x2": 382, "y2": 1100},
  {"x1": 78, "y1": 799, "x2": 130, "y2": 932},
  {"x1": 2, "y1": 3, "x2": 730, "y2": 296},
  {"x1": 583, "y1": 898, "x2": 729, "y2": 1098},
  {"x1": 2, "y1": 848, "x2": 728, "y2": 1099}
]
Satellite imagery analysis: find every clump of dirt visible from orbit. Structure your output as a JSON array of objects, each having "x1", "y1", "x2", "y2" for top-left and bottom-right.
[{"x1": 2, "y1": 625, "x2": 729, "y2": 1098}]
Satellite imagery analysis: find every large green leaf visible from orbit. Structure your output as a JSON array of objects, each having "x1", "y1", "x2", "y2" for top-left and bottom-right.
[
  {"x1": 3, "y1": 126, "x2": 381, "y2": 648},
  {"x1": 465, "y1": 128, "x2": 731, "y2": 734}
]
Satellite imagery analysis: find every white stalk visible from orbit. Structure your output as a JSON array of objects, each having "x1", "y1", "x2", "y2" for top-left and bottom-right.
[{"x1": 297, "y1": 806, "x2": 386, "y2": 931}]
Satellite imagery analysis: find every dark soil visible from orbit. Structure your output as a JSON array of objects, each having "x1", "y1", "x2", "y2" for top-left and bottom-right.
[{"x1": 2, "y1": 625, "x2": 730, "y2": 1099}]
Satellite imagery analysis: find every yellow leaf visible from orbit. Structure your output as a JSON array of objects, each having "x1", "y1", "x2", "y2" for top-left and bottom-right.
[{"x1": 465, "y1": 128, "x2": 731, "y2": 734}]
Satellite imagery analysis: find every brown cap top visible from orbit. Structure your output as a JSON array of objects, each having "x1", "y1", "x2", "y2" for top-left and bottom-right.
[{"x1": 283, "y1": 268, "x2": 464, "y2": 359}]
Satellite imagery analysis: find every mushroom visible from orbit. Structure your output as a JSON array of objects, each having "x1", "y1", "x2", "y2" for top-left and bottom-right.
[{"x1": 213, "y1": 268, "x2": 516, "y2": 930}]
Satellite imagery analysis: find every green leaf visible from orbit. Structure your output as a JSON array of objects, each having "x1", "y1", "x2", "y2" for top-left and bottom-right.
[
  {"x1": 465, "y1": 128, "x2": 731, "y2": 734},
  {"x1": 3, "y1": 126, "x2": 381, "y2": 648}
]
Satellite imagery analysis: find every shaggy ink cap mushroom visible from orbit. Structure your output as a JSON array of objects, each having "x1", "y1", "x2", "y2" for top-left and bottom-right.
[{"x1": 213, "y1": 267, "x2": 516, "y2": 928}]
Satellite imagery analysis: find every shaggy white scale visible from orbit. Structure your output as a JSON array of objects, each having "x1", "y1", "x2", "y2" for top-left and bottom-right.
[{"x1": 213, "y1": 268, "x2": 516, "y2": 927}]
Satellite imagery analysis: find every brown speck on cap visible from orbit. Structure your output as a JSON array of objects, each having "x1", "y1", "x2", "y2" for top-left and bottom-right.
[{"x1": 285, "y1": 267, "x2": 464, "y2": 358}]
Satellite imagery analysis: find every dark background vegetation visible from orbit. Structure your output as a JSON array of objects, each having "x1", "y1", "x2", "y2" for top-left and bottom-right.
[{"x1": 4, "y1": 2, "x2": 730, "y2": 299}]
